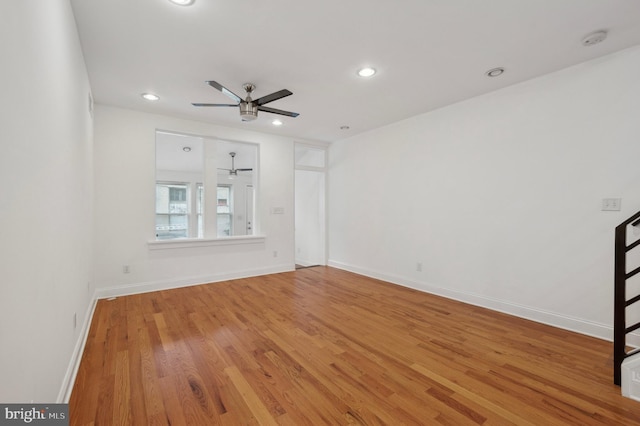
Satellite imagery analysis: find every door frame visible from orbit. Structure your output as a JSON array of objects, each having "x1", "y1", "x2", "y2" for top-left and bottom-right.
[{"x1": 294, "y1": 142, "x2": 328, "y2": 267}]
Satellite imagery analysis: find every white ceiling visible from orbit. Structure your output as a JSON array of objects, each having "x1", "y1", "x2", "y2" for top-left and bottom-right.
[{"x1": 70, "y1": 0, "x2": 640, "y2": 143}]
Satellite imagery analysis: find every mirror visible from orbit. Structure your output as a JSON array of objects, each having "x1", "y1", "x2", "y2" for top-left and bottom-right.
[{"x1": 155, "y1": 131, "x2": 257, "y2": 239}]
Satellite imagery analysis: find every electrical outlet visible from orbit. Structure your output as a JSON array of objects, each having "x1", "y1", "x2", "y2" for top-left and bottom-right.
[
  {"x1": 123, "y1": 265, "x2": 130, "y2": 274},
  {"x1": 273, "y1": 250, "x2": 278, "y2": 258},
  {"x1": 416, "y1": 262, "x2": 423, "y2": 272}
]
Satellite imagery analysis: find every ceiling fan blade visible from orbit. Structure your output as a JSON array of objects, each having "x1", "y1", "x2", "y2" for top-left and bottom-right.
[
  {"x1": 192, "y1": 103, "x2": 238, "y2": 107},
  {"x1": 254, "y1": 89, "x2": 293, "y2": 106},
  {"x1": 257, "y1": 105, "x2": 299, "y2": 117},
  {"x1": 206, "y1": 81, "x2": 242, "y2": 103}
]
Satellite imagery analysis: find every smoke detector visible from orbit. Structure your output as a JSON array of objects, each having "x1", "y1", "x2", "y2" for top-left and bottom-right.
[
  {"x1": 582, "y1": 30, "x2": 607, "y2": 47},
  {"x1": 485, "y1": 67, "x2": 505, "y2": 78}
]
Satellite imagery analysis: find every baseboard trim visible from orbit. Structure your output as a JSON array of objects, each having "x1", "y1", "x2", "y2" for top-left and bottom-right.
[
  {"x1": 328, "y1": 260, "x2": 634, "y2": 344},
  {"x1": 57, "y1": 294, "x2": 97, "y2": 403},
  {"x1": 95, "y1": 264, "x2": 295, "y2": 299}
]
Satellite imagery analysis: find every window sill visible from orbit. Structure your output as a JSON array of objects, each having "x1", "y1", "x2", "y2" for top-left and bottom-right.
[{"x1": 148, "y1": 235, "x2": 266, "y2": 250}]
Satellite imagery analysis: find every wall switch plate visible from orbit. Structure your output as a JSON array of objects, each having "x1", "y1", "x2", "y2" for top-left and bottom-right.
[
  {"x1": 271, "y1": 207, "x2": 285, "y2": 214},
  {"x1": 602, "y1": 198, "x2": 622, "y2": 211}
]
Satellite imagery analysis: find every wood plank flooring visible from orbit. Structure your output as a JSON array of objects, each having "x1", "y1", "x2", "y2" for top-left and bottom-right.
[{"x1": 70, "y1": 267, "x2": 640, "y2": 425}]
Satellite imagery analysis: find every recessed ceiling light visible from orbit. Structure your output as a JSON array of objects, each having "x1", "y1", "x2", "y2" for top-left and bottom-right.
[
  {"x1": 182, "y1": 146, "x2": 192, "y2": 152},
  {"x1": 485, "y1": 67, "x2": 505, "y2": 78},
  {"x1": 141, "y1": 93, "x2": 159, "y2": 101},
  {"x1": 272, "y1": 119, "x2": 283, "y2": 126},
  {"x1": 357, "y1": 67, "x2": 376, "y2": 78},
  {"x1": 169, "y1": 0, "x2": 195, "y2": 5}
]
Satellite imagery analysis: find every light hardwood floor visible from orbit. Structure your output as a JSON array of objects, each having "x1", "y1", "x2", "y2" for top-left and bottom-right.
[{"x1": 70, "y1": 267, "x2": 640, "y2": 425}]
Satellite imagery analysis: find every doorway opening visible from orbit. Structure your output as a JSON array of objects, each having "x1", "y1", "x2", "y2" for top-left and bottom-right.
[{"x1": 294, "y1": 144, "x2": 327, "y2": 268}]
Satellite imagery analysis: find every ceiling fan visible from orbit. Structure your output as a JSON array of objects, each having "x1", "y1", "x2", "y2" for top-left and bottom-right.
[
  {"x1": 219, "y1": 152, "x2": 252, "y2": 177},
  {"x1": 192, "y1": 81, "x2": 299, "y2": 121}
]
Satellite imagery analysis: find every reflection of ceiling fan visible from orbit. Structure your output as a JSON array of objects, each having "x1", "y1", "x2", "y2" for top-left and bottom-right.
[
  {"x1": 192, "y1": 81, "x2": 299, "y2": 121},
  {"x1": 219, "y1": 152, "x2": 252, "y2": 177}
]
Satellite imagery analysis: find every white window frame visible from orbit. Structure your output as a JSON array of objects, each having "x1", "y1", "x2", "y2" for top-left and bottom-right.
[
  {"x1": 155, "y1": 182, "x2": 191, "y2": 239},
  {"x1": 216, "y1": 184, "x2": 233, "y2": 237}
]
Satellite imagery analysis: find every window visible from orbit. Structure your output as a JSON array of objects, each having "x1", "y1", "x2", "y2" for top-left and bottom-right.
[
  {"x1": 295, "y1": 144, "x2": 326, "y2": 168},
  {"x1": 155, "y1": 182, "x2": 204, "y2": 239},
  {"x1": 217, "y1": 185, "x2": 232, "y2": 237},
  {"x1": 155, "y1": 131, "x2": 257, "y2": 240},
  {"x1": 155, "y1": 183, "x2": 189, "y2": 239}
]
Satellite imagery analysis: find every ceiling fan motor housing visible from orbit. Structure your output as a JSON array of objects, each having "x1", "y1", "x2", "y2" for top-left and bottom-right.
[{"x1": 240, "y1": 101, "x2": 258, "y2": 121}]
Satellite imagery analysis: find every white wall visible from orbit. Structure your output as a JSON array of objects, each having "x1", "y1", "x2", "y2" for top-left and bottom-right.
[
  {"x1": 0, "y1": 1, "x2": 94, "y2": 402},
  {"x1": 329, "y1": 46, "x2": 640, "y2": 341},
  {"x1": 93, "y1": 105, "x2": 296, "y2": 296}
]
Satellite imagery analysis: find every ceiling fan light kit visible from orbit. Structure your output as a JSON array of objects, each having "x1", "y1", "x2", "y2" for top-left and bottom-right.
[
  {"x1": 240, "y1": 103, "x2": 258, "y2": 121},
  {"x1": 193, "y1": 80, "x2": 299, "y2": 122}
]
